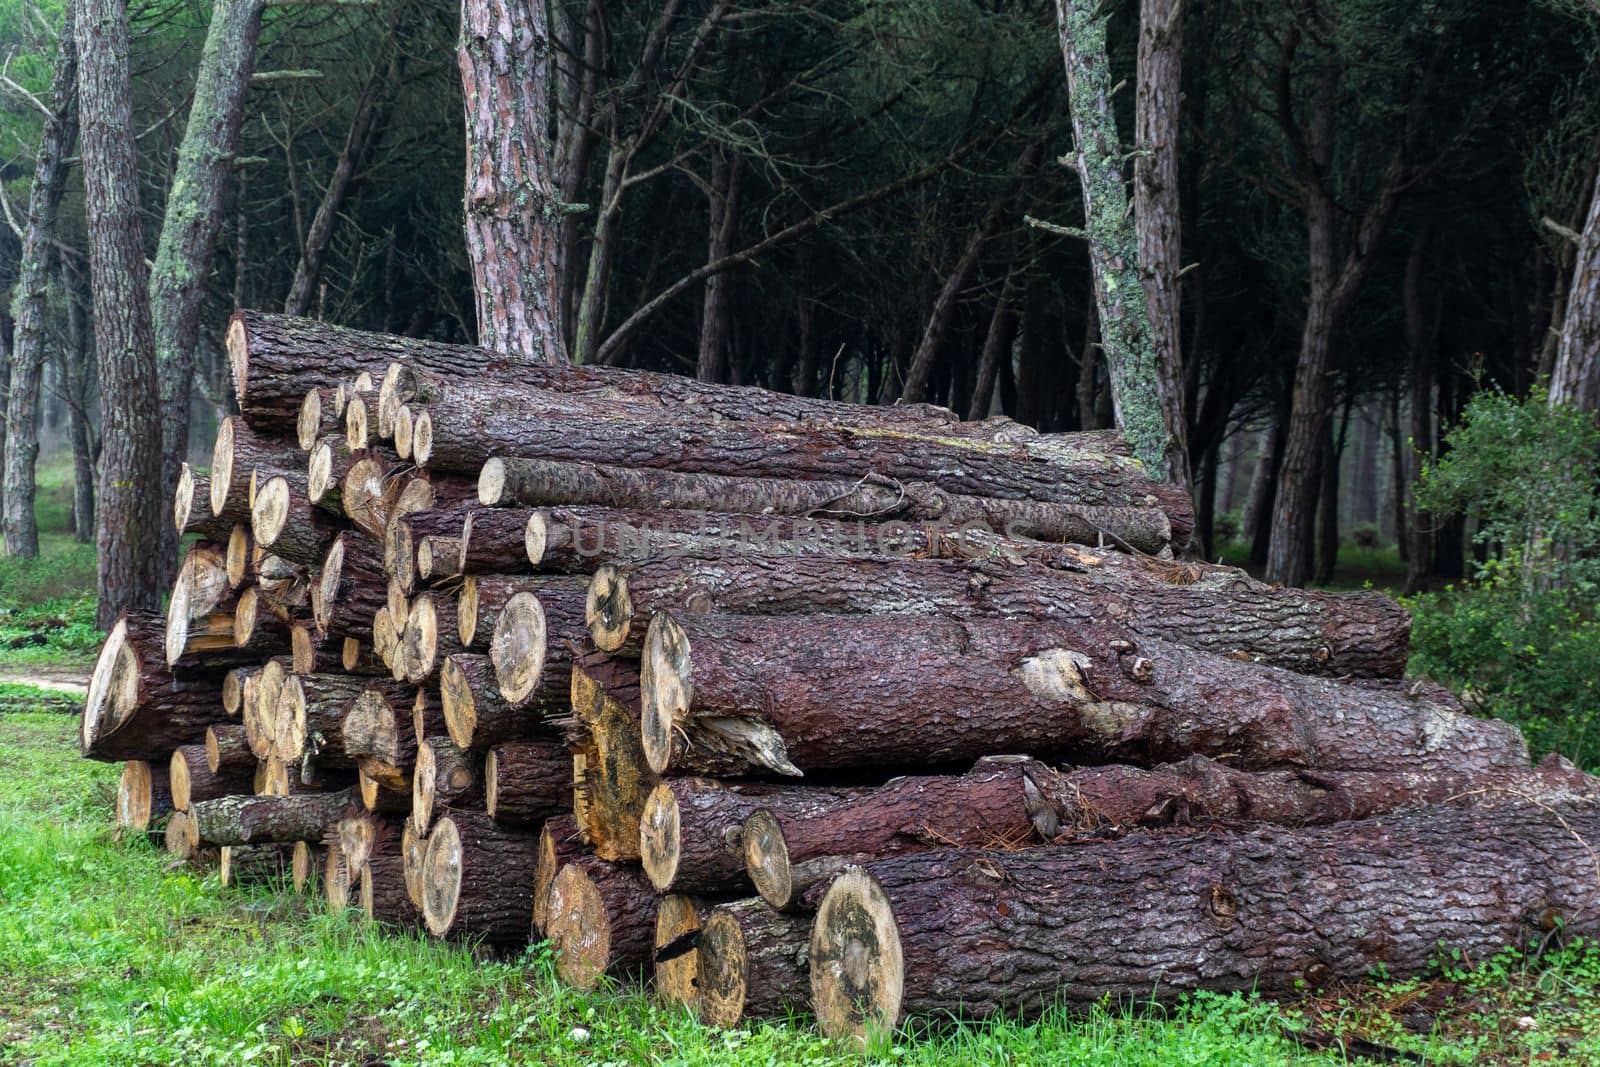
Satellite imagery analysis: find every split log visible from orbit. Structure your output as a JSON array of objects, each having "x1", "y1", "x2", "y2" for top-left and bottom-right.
[
  {"x1": 485, "y1": 740, "x2": 570, "y2": 825},
  {"x1": 532, "y1": 814, "x2": 584, "y2": 934},
  {"x1": 544, "y1": 854, "x2": 658, "y2": 989},
  {"x1": 190, "y1": 787, "x2": 359, "y2": 845},
  {"x1": 174, "y1": 463, "x2": 233, "y2": 541},
  {"x1": 313, "y1": 532, "x2": 388, "y2": 639},
  {"x1": 698, "y1": 898, "x2": 812, "y2": 1028},
  {"x1": 480, "y1": 456, "x2": 1172, "y2": 552},
  {"x1": 459, "y1": 575, "x2": 580, "y2": 650},
  {"x1": 164, "y1": 543, "x2": 240, "y2": 666},
  {"x1": 640, "y1": 612, "x2": 1527, "y2": 778},
  {"x1": 654, "y1": 895, "x2": 705, "y2": 1013},
  {"x1": 253, "y1": 472, "x2": 341, "y2": 565},
  {"x1": 808, "y1": 799, "x2": 1600, "y2": 1038},
  {"x1": 440, "y1": 654, "x2": 553, "y2": 749},
  {"x1": 411, "y1": 736, "x2": 482, "y2": 834},
  {"x1": 590, "y1": 549, "x2": 1410, "y2": 678},
  {"x1": 220, "y1": 843, "x2": 296, "y2": 888},
  {"x1": 420, "y1": 810, "x2": 540, "y2": 943},
  {"x1": 82, "y1": 613, "x2": 229, "y2": 761},
  {"x1": 170, "y1": 744, "x2": 253, "y2": 809},
  {"x1": 115, "y1": 760, "x2": 173, "y2": 837}
]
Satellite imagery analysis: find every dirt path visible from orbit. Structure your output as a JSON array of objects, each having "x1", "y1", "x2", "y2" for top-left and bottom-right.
[{"x1": 0, "y1": 665, "x2": 90, "y2": 696}]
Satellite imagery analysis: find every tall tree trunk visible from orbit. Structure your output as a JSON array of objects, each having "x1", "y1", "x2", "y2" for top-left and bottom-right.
[
  {"x1": 696, "y1": 152, "x2": 743, "y2": 383},
  {"x1": 0, "y1": 311, "x2": 10, "y2": 521},
  {"x1": 1314, "y1": 401, "x2": 1351, "y2": 586},
  {"x1": 967, "y1": 269, "x2": 1020, "y2": 420},
  {"x1": 1548, "y1": 168, "x2": 1600, "y2": 412},
  {"x1": 555, "y1": 0, "x2": 603, "y2": 345},
  {"x1": 1403, "y1": 231, "x2": 1439, "y2": 594},
  {"x1": 77, "y1": 0, "x2": 165, "y2": 626},
  {"x1": 573, "y1": 141, "x2": 625, "y2": 364},
  {"x1": 1133, "y1": 0, "x2": 1192, "y2": 498},
  {"x1": 62, "y1": 282, "x2": 96, "y2": 543},
  {"x1": 1053, "y1": 0, "x2": 1179, "y2": 484},
  {"x1": 2, "y1": 4, "x2": 78, "y2": 558},
  {"x1": 1246, "y1": 420, "x2": 1284, "y2": 567},
  {"x1": 149, "y1": 0, "x2": 264, "y2": 576},
  {"x1": 459, "y1": 0, "x2": 568, "y2": 362}
]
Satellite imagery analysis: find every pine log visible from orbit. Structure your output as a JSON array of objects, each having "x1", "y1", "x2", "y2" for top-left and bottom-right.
[
  {"x1": 397, "y1": 592, "x2": 463, "y2": 684},
  {"x1": 232, "y1": 588, "x2": 292, "y2": 657},
  {"x1": 276, "y1": 672, "x2": 395, "y2": 767},
  {"x1": 164, "y1": 543, "x2": 241, "y2": 666},
  {"x1": 641, "y1": 612, "x2": 1526, "y2": 778},
  {"x1": 412, "y1": 689, "x2": 448, "y2": 753},
  {"x1": 82, "y1": 613, "x2": 230, "y2": 761},
  {"x1": 358, "y1": 763, "x2": 412, "y2": 812},
  {"x1": 190, "y1": 787, "x2": 359, "y2": 845},
  {"x1": 255, "y1": 557, "x2": 311, "y2": 623},
  {"x1": 417, "y1": 536, "x2": 461, "y2": 582},
  {"x1": 325, "y1": 836, "x2": 357, "y2": 911},
  {"x1": 292, "y1": 840, "x2": 321, "y2": 893},
  {"x1": 174, "y1": 463, "x2": 233, "y2": 541},
  {"x1": 222, "y1": 668, "x2": 249, "y2": 717},
  {"x1": 339, "y1": 811, "x2": 406, "y2": 872},
  {"x1": 698, "y1": 898, "x2": 812, "y2": 1028},
  {"x1": 362, "y1": 850, "x2": 423, "y2": 927},
  {"x1": 220, "y1": 843, "x2": 296, "y2": 888},
  {"x1": 338, "y1": 687, "x2": 420, "y2": 767},
  {"x1": 808, "y1": 799, "x2": 1600, "y2": 1038},
  {"x1": 242, "y1": 659, "x2": 289, "y2": 761},
  {"x1": 385, "y1": 504, "x2": 473, "y2": 596},
  {"x1": 459, "y1": 574, "x2": 581, "y2": 650},
  {"x1": 441, "y1": 654, "x2": 554, "y2": 749},
  {"x1": 313, "y1": 531, "x2": 388, "y2": 639},
  {"x1": 544, "y1": 854, "x2": 658, "y2": 989},
  {"x1": 654, "y1": 895, "x2": 705, "y2": 1013},
  {"x1": 480, "y1": 455, "x2": 1173, "y2": 552},
  {"x1": 458, "y1": 508, "x2": 534, "y2": 575},
  {"x1": 298, "y1": 387, "x2": 342, "y2": 451},
  {"x1": 402, "y1": 819, "x2": 427, "y2": 909},
  {"x1": 485, "y1": 740, "x2": 570, "y2": 825},
  {"x1": 306, "y1": 435, "x2": 358, "y2": 512},
  {"x1": 253, "y1": 472, "x2": 341, "y2": 566},
  {"x1": 210, "y1": 416, "x2": 295, "y2": 522},
  {"x1": 641, "y1": 778, "x2": 867, "y2": 896},
  {"x1": 411, "y1": 736, "x2": 482, "y2": 834},
  {"x1": 205, "y1": 724, "x2": 253, "y2": 776},
  {"x1": 420, "y1": 810, "x2": 540, "y2": 943},
  {"x1": 487, "y1": 587, "x2": 588, "y2": 708},
  {"x1": 338, "y1": 455, "x2": 402, "y2": 539},
  {"x1": 532, "y1": 814, "x2": 583, "y2": 934},
  {"x1": 393, "y1": 403, "x2": 416, "y2": 459},
  {"x1": 165, "y1": 809, "x2": 201, "y2": 860},
  {"x1": 115, "y1": 760, "x2": 173, "y2": 837},
  {"x1": 170, "y1": 743, "x2": 253, "y2": 809},
  {"x1": 590, "y1": 549, "x2": 1411, "y2": 678},
  {"x1": 225, "y1": 525, "x2": 253, "y2": 588}
]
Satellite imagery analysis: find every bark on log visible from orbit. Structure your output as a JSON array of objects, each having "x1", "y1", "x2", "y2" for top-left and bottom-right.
[
  {"x1": 479, "y1": 455, "x2": 1173, "y2": 552},
  {"x1": 170, "y1": 743, "x2": 254, "y2": 809},
  {"x1": 459, "y1": 508, "x2": 536, "y2": 575},
  {"x1": 421, "y1": 810, "x2": 540, "y2": 943},
  {"x1": 808, "y1": 799, "x2": 1600, "y2": 1038},
  {"x1": 544, "y1": 854, "x2": 658, "y2": 989},
  {"x1": 590, "y1": 548, "x2": 1410, "y2": 678},
  {"x1": 253, "y1": 472, "x2": 341, "y2": 566},
  {"x1": 485, "y1": 740, "x2": 570, "y2": 825},
  {"x1": 337, "y1": 683, "x2": 422, "y2": 767},
  {"x1": 411, "y1": 736, "x2": 482, "y2": 834},
  {"x1": 83, "y1": 613, "x2": 229, "y2": 761},
  {"x1": 206, "y1": 724, "x2": 254, "y2": 775},
  {"x1": 210, "y1": 416, "x2": 297, "y2": 523},
  {"x1": 165, "y1": 809, "x2": 200, "y2": 860},
  {"x1": 533, "y1": 813, "x2": 583, "y2": 934},
  {"x1": 487, "y1": 588, "x2": 588, "y2": 709},
  {"x1": 313, "y1": 532, "x2": 388, "y2": 640},
  {"x1": 307, "y1": 435, "x2": 358, "y2": 512},
  {"x1": 459, "y1": 574, "x2": 582, "y2": 650},
  {"x1": 116, "y1": 759, "x2": 173, "y2": 837},
  {"x1": 298, "y1": 387, "x2": 342, "y2": 451},
  {"x1": 277, "y1": 672, "x2": 395, "y2": 767},
  {"x1": 385, "y1": 504, "x2": 473, "y2": 596},
  {"x1": 397, "y1": 592, "x2": 463, "y2": 684},
  {"x1": 698, "y1": 897, "x2": 812, "y2": 1028},
  {"x1": 190, "y1": 786, "x2": 359, "y2": 845},
  {"x1": 641, "y1": 612, "x2": 1525, "y2": 778},
  {"x1": 417, "y1": 536, "x2": 462, "y2": 582},
  {"x1": 441, "y1": 654, "x2": 556, "y2": 749},
  {"x1": 220, "y1": 843, "x2": 296, "y2": 888},
  {"x1": 362, "y1": 849, "x2": 423, "y2": 927},
  {"x1": 164, "y1": 543, "x2": 240, "y2": 666},
  {"x1": 174, "y1": 463, "x2": 234, "y2": 541}
]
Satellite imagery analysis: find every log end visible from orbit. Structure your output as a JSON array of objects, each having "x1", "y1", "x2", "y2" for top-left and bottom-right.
[
  {"x1": 174, "y1": 462, "x2": 198, "y2": 535},
  {"x1": 440, "y1": 656, "x2": 478, "y2": 752},
  {"x1": 235, "y1": 588, "x2": 262, "y2": 649},
  {"x1": 477, "y1": 456, "x2": 505, "y2": 506},
  {"x1": 654, "y1": 894, "x2": 702, "y2": 1014},
  {"x1": 640, "y1": 613, "x2": 692, "y2": 776},
  {"x1": 586, "y1": 565, "x2": 633, "y2": 654},
  {"x1": 342, "y1": 637, "x2": 364, "y2": 672},
  {"x1": 292, "y1": 840, "x2": 318, "y2": 894},
  {"x1": 210, "y1": 416, "x2": 238, "y2": 518},
  {"x1": 313, "y1": 535, "x2": 347, "y2": 636},
  {"x1": 411, "y1": 410, "x2": 433, "y2": 468},
  {"x1": 639, "y1": 781, "x2": 681, "y2": 893},
  {"x1": 385, "y1": 521, "x2": 417, "y2": 598},
  {"x1": 401, "y1": 594, "x2": 439, "y2": 685},
  {"x1": 402, "y1": 819, "x2": 427, "y2": 910},
  {"x1": 115, "y1": 760, "x2": 158, "y2": 833},
  {"x1": 165, "y1": 809, "x2": 199, "y2": 860},
  {"x1": 546, "y1": 863, "x2": 611, "y2": 991},
  {"x1": 226, "y1": 525, "x2": 251, "y2": 588},
  {"x1": 346, "y1": 395, "x2": 370, "y2": 450},
  {"x1": 308, "y1": 439, "x2": 336, "y2": 504},
  {"x1": 252, "y1": 476, "x2": 292, "y2": 549},
  {"x1": 326, "y1": 843, "x2": 356, "y2": 912},
  {"x1": 532, "y1": 816, "x2": 576, "y2": 934},
  {"x1": 420, "y1": 815, "x2": 461, "y2": 937},
  {"x1": 393, "y1": 405, "x2": 415, "y2": 461},
  {"x1": 490, "y1": 592, "x2": 547, "y2": 707},
  {"x1": 168, "y1": 748, "x2": 194, "y2": 812},
  {"x1": 297, "y1": 389, "x2": 325, "y2": 453},
  {"x1": 697, "y1": 905, "x2": 751, "y2": 1029},
  {"x1": 524, "y1": 510, "x2": 548, "y2": 566},
  {"x1": 743, "y1": 808, "x2": 794, "y2": 911},
  {"x1": 226, "y1": 313, "x2": 250, "y2": 406},
  {"x1": 457, "y1": 577, "x2": 480, "y2": 648},
  {"x1": 83, "y1": 615, "x2": 139, "y2": 756},
  {"x1": 810, "y1": 866, "x2": 903, "y2": 1042},
  {"x1": 411, "y1": 739, "x2": 438, "y2": 835}
]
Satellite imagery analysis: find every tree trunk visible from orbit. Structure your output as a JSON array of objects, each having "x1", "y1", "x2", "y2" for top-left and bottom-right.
[
  {"x1": 76, "y1": 0, "x2": 165, "y2": 627},
  {"x1": 458, "y1": 0, "x2": 567, "y2": 362},
  {"x1": 641, "y1": 611, "x2": 1524, "y2": 779},
  {"x1": 1549, "y1": 168, "x2": 1600, "y2": 411},
  {"x1": 421, "y1": 810, "x2": 540, "y2": 942},
  {"x1": 484, "y1": 740, "x2": 570, "y2": 825},
  {"x1": 544, "y1": 854, "x2": 658, "y2": 988},
  {"x1": 696, "y1": 151, "x2": 743, "y2": 383},
  {"x1": 150, "y1": 0, "x2": 266, "y2": 575},
  {"x1": 1053, "y1": 0, "x2": 1177, "y2": 483},
  {"x1": 2, "y1": 3, "x2": 77, "y2": 557},
  {"x1": 966, "y1": 271, "x2": 1021, "y2": 421},
  {"x1": 572, "y1": 140, "x2": 626, "y2": 365},
  {"x1": 809, "y1": 799, "x2": 1600, "y2": 1036},
  {"x1": 697, "y1": 898, "x2": 813, "y2": 1028},
  {"x1": 62, "y1": 285, "x2": 96, "y2": 543},
  {"x1": 1403, "y1": 231, "x2": 1440, "y2": 593},
  {"x1": 592, "y1": 548, "x2": 1411, "y2": 676},
  {"x1": 190, "y1": 787, "x2": 358, "y2": 845}
]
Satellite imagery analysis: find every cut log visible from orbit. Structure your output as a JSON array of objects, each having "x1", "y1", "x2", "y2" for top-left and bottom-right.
[
  {"x1": 225, "y1": 525, "x2": 252, "y2": 588},
  {"x1": 487, "y1": 587, "x2": 588, "y2": 708},
  {"x1": 339, "y1": 810, "x2": 406, "y2": 872},
  {"x1": 234, "y1": 588, "x2": 292, "y2": 655},
  {"x1": 393, "y1": 404, "x2": 415, "y2": 460},
  {"x1": 210, "y1": 416, "x2": 293, "y2": 522},
  {"x1": 298, "y1": 387, "x2": 341, "y2": 451},
  {"x1": 362, "y1": 849, "x2": 423, "y2": 927},
  {"x1": 255, "y1": 557, "x2": 311, "y2": 622},
  {"x1": 164, "y1": 543, "x2": 239, "y2": 666},
  {"x1": 243, "y1": 659, "x2": 289, "y2": 760},
  {"x1": 344, "y1": 391, "x2": 371, "y2": 450},
  {"x1": 480, "y1": 456, "x2": 1173, "y2": 552},
  {"x1": 544, "y1": 854, "x2": 658, "y2": 989},
  {"x1": 485, "y1": 740, "x2": 570, "y2": 825},
  {"x1": 641, "y1": 778, "x2": 867, "y2": 896},
  {"x1": 306, "y1": 435, "x2": 359, "y2": 513},
  {"x1": 590, "y1": 549, "x2": 1411, "y2": 678},
  {"x1": 165, "y1": 809, "x2": 201, "y2": 860},
  {"x1": 276, "y1": 672, "x2": 395, "y2": 767},
  {"x1": 417, "y1": 536, "x2": 461, "y2": 582},
  {"x1": 397, "y1": 592, "x2": 463, "y2": 684},
  {"x1": 420, "y1": 810, "x2": 540, "y2": 943},
  {"x1": 292, "y1": 840, "x2": 321, "y2": 893},
  {"x1": 170, "y1": 743, "x2": 253, "y2": 809},
  {"x1": 808, "y1": 799, "x2": 1600, "y2": 1038},
  {"x1": 220, "y1": 843, "x2": 296, "y2": 888},
  {"x1": 206, "y1": 723, "x2": 253, "y2": 775},
  {"x1": 313, "y1": 531, "x2": 388, "y2": 640},
  {"x1": 340, "y1": 685, "x2": 425, "y2": 767},
  {"x1": 339, "y1": 455, "x2": 401, "y2": 539},
  {"x1": 190, "y1": 787, "x2": 359, "y2": 845},
  {"x1": 253, "y1": 472, "x2": 341, "y2": 566},
  {"x1": 459, "y1": 508, "x2": 536, "y2": 575},
  {"x1": 174, "y1": 463, "x2": 233, "y2": 541},
  {"x1": 654, "y1": 894, "x2": 704, "y2": 1013},
  {"x1": 82, "y1": 613, "x2": 229, "y2": 761},
  {"x1": 358, "y1": 763, "x2": 411, "y2": 812},
  {"x1": 532, "y1": 813, "x2": 583, "y2": 934},
  {"x1": 115, "y1": 760, "x2": 173, "y2": 837},
  {"x1": 385, "y1": 504, "x2": 472, "y2": 596},
  {"x1": 325, "y1": 836, "x2": 356, "y2": 911},
  {"x1": 460, "y1": 575, "x2": 580, "y2": 650},
  {"x1": 411, "y1": 736, "x2": 482, "y2": 834},
  {"x1": 640, "y1": 612, "x2": 1527, "y2": 778},
  {"x1": 222, "y1": 668, "x2": 248, "y2": 717},
  {"x1": 441, "y1": 654, "x2": 554, "y2": 749},
  {"x1": 412, "y1": 689, "x2": 448, "y2": 753},
  {"x1": 698, "y1": 898, "x2": 812, "y2": 1028}
]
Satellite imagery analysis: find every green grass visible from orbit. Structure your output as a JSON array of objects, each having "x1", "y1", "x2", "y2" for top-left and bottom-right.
[
  {"x1": 4, "y1": 713, "x2": 1600, "y2": 1066},
  {"x1": 0, "y1": 455, "x2": 102, "y2": 668},
  {"x1": 0, "y1": 680, "x2": 82, "y2": 714}
]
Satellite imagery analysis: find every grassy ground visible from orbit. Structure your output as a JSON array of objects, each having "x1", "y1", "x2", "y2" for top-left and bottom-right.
[
  {"x1": 4, "y1": 706, "x2": 1600, "y2": 1066},
  {"x1": 0, "y1": 456, "x2": 100, "y2": 672}
]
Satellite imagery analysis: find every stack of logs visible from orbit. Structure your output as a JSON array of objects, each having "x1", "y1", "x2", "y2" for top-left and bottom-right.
[{"x1": 84, "y1": 310, "x2": 1600, "y2": 1041}]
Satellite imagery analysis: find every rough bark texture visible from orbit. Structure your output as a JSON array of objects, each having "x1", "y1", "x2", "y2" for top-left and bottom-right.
[
  {"x1": 77, "y1": 0, "x2": 166, "y2": 626},
  {"x1": 206, "y1": 723, "x2": 254, "y2": 775},
  {"x1": 190, "y1": 787, "x2": 359, "y2": 845},
  {"x1": 642, "y1": 611, "x2": 1524, "y2": 778},
  {"x1": 335, "y1": 682, "x2": 421, "y2": 767},
  {"x1": 459, "y1": 575, "x2": 579, "y2": 650},
  {"x1": 485, "y1": 740, "x2": 571, "y2": 825},
  {"x1": 545, "y1": 855, "x2": 659, "y2": 989},
  {"x1": 809, "y1": 799, "x2": 1600, "y2": 1037},
  {"x1": 313, "y1": 532, "x2": 389, "y2": 640},
  {"x1": 459, "y1": 508, "x2": 537, "y2": 575},
  {"x1": 362, "y1": 848, "x2": 424, "y2": 927},
  {"x1": 422, "y1": 810, "x2": 540, "y2": 942},
  {"x1": 441, "y1": 653, "x2": 555, "y2": 749},
  {"x1": 1550, "y1": 168, "x2": 1600, "y2": 412},
  {"x1": 82, "y1": 613, "x2": 230, "y2": 761},
  {"x1": 457, "y1": 0, "x2": 567, "y2": 362},
  {"x1": 412, "y1": 736, "x2": 483, "y2": 834},
  {"x1": 2, "y1": 4, "x2": 78, "y2": 557},
  {"x1": 593, "y1": 550, "x2": 1410, "y2": 676},
  {"x1": 698, "y1": 897, "x2": 812, "y2": 1028}
]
